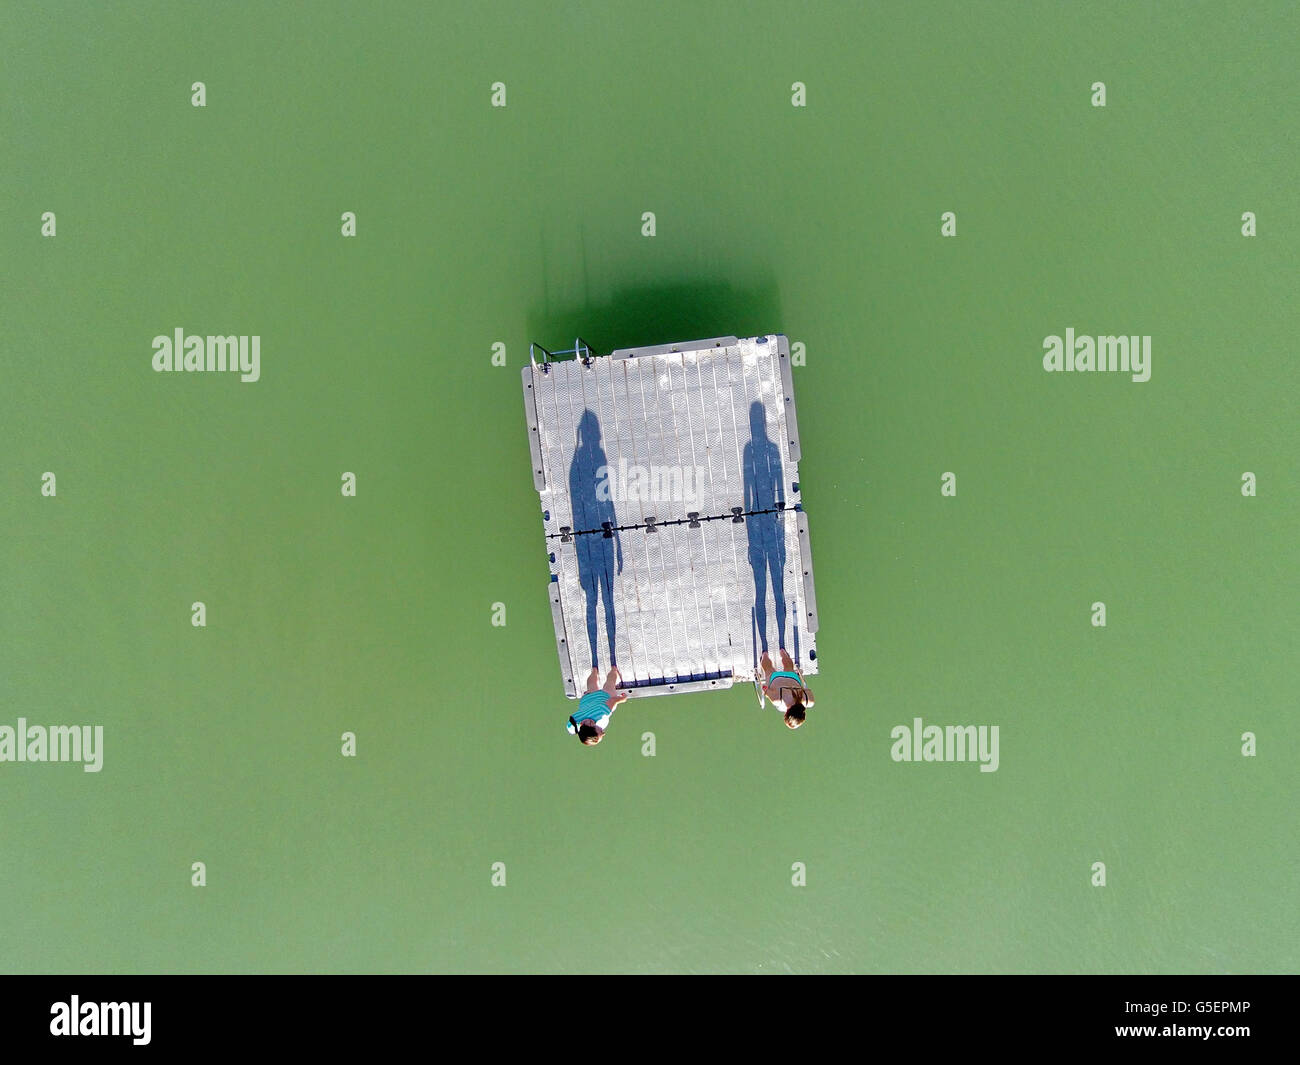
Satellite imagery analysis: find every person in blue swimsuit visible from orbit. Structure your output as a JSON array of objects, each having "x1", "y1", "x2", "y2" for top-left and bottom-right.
[
  {"x1": 760, "y1": 649, "x2": 815, "y2": 729},
  {"x1": 567, "y1": 666, "x2": 628, "y2": 746}
]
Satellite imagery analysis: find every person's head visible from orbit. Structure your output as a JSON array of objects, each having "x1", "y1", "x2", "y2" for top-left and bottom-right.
[
  {"x1": 784, "y1": 691, "x2": 807, "y2": 730},
  {"x1": 577, "y1": 409, "x2": 601, "y2": 448},
  {"x1": 578, "y1": 722, "x2": 604, "y2": 746}
]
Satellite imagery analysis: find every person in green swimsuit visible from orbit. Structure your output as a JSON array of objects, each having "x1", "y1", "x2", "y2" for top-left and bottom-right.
[
  {"x1": 760, "y1": 649, "x2": 815, "y2": 729},
  {"x1": 567, "y1": 666, "x2": 628, "y2": 746}
]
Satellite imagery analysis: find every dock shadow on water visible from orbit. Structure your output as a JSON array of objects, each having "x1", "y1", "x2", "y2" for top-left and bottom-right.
[
  {"x1": 526, "y1": 276, "x2": 784, "y2": 355},
  {"x1": 744, "y1": 401, "x2": 786, "y2": 654},
  {"x1": 570, "y1": 410, "x2": 621, "y2": 670}
]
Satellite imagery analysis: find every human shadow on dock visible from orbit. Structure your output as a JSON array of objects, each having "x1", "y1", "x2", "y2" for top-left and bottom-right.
[
  {"x1": 743, "y1": 400, "x2": 786, "y2": 654},
  {"x1": 569, "y1": 409, "x2": 621, "y2": 670}
]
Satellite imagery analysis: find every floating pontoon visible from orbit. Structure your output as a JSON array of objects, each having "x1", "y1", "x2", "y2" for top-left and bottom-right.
[{"x1": 522, "y1": 335, "x2": 818, "y2": 699}]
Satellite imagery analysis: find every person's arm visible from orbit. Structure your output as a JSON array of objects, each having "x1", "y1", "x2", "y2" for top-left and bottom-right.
[
  {"x1": 743, "y1": 443, "x2": 755, "y2": 513},
  {"x1": 569, "y1": 462, "x2": 582, "y2": 525},
  {"x1": 802, "y1": 687, "x2": 814, "y2": 708}
]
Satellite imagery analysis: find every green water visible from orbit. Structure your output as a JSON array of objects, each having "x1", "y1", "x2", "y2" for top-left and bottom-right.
[{"x1": 1, "y1": 1, "x2": 1296, "y2": 973}]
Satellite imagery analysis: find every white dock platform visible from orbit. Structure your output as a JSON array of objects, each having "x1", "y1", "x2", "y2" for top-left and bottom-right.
[{"x1": 522, "y1": 335, "x2": 819, "y2": 699}]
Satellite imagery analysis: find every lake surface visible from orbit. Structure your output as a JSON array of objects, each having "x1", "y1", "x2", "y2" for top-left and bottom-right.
[{"x1": 1, "y1": 1, "x2": 1295, "y2": 973}]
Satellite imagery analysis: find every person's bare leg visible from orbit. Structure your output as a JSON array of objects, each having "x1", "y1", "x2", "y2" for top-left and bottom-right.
[
  {"x1": 770, "y1": 556, "x2": 787, "y2": 651},
  {"x1": 602, "y1": 666, "x2": 621, "y2": 694},
  {"x1": 585, "y1": 668, "x2": 600, "y2": 694},
  {"x1": 599, "y1": 565, "x2": 617, "y2": 669},
  {"x1": 760, "y1": 651, "x2": 774, "y2": 683},
  {"x1": 753, "y1": 556, "x2": 769, "y2": 653},
  {"x1": 779, "y1": 648, "x2": 796, "y2": 672}
]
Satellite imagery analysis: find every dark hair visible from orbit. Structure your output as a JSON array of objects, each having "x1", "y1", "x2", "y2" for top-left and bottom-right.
[
  {"x1": 784, "y1": 699, "x2": 807, "y2": 728},
  {"x1": 577, "y1": 722, "x2": 602, "y2": 744}
]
